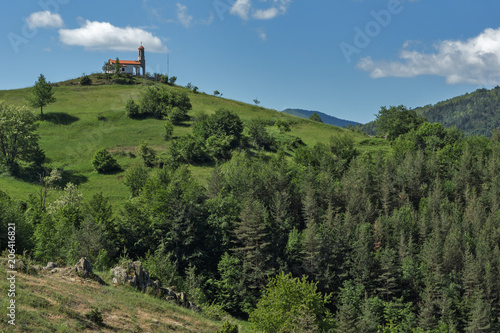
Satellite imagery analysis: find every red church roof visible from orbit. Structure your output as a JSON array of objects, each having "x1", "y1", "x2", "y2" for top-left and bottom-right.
[
  {"x1": 139, "y1": 46, "x2": 144, "y2": 50},
  {"x1": 109, "y1": 59, "x2": 141, "y2": 66}
]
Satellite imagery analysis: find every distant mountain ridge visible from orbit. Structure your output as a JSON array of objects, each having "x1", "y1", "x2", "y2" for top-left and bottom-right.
[{"x1": 282, "y1": 108, "x2": 359, "y2": 128}]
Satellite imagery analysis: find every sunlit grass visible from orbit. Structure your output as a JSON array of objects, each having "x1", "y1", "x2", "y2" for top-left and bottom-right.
[{"x1": 0, "y1": 76, "x2": 389, "y2": 206}]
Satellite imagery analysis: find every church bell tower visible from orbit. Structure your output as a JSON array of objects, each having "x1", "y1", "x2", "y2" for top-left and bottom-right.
[{"x1": 138, "y1": 44, "x2": 145, "y2": 76}]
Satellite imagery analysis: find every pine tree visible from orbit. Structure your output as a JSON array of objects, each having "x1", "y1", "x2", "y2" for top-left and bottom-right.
[
  {"x1": 301, "y1": 219, "x2": 321, "y2": 277},
  {"x1": 356, "y1": 295, "x2": 381, "y2": 333},
  {"x1": 233, "y1": 198, "x2": 272, "y2": 291},
  {"x1": 336, "y1": 281, "x2": 364, "y2": 333},
  {"x1": 462, "y1": 244, "x2": 481, "y2": 299},
  {"x1": 376, "y1": 247, "x2": 400, "y2": 302},
  {"x1": 465, "y1": 290, "x2": 491, "y2": 333}
]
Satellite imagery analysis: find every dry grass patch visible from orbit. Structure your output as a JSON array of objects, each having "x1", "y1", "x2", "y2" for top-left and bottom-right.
[{"x1": 0, "y1": 267, "x2": 223, "y2": 332}]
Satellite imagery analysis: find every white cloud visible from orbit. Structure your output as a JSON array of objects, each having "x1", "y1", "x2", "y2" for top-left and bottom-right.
[
  {"x1": 27, "y1": 11, "x2": 64, "y2": 29},
  {"x1": 231, "y1": 0, "x2": 291, "y2": 21},
  {"x1": 357, "y1": 27, "x2": 500, "y2": 85},
  {"x1": 253, "y1": 7, "x2": 279, "y2": 20},
  {"x1": 58, "y1": 20, "x2": 167, "y2": 53},
  {"x1": 177, "y1": 3, "x2": 193, "y2": 28},
  {"x1": 231, "y1": 0, "x2": 252, "y2": 20}
]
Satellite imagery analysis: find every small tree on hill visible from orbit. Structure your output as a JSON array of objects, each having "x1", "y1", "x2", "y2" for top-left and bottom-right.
[
  {"x1": 27, "y1": 74, "x2": 56, "y2": 118},
  {"x1": 102, "y1": 62, "x2": 113, "y2": 81},
  {"x1": 309, "y1": 112, "x2": 323, "y2": 123}
]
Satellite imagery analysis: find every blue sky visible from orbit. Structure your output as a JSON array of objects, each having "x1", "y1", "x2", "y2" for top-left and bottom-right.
[{"x1": 2, "y1": 0, "x2": 500, "y2": 123}]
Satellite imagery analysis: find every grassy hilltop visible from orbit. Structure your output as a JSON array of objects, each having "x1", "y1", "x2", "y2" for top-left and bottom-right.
[{"x1": 0, "y1": 74, "x2": 388, "y2": 206}]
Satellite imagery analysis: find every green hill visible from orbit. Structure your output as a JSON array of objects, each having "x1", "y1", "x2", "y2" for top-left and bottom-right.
[
  {"x1": 282, "y1": 108, "x2": 359, "y2": 128},
  {"x1": 0, "y1": 74, "x2": 388, "y2": 206},
  {"x1": 357, "y1": 86, "x2": 500, "y2": 137},
  {"x1": 414, "y1": 87, "x2": 500, "y2": 137}
]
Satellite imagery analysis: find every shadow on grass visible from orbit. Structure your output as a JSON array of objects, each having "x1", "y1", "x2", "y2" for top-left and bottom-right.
[
  {"x1": 95, "y1": 167, "x2": 123, "y2": 176},
  {"x1": 13, "y1": 165, "x2": 88, "y2": 187},
  {"x1": 59, "y1": 170, "x2": 89, "y2": 186},
  {"x1": 42, "y1": 112, "x2": 79, "y2": 125}
]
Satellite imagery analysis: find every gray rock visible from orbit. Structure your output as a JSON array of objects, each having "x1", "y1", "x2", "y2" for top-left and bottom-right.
[
  {"x1": 110, "y1": 261, "x2": 201, "y2": 311},
  {"x1": 112, "y1": 266, "x2": 127, "y2": 286},
  {"x1": 74, "y1": 257, "x2": 106, "y2": 285},
  {"x1": 111, "y1": 261, "x2": 155, "y2": 291},
  {"x1": 44, "y1": 262, "x2": 58, "y2": 270},
  {"x1": 75, "y1": 257, "x2": 93, "y2": 278}
]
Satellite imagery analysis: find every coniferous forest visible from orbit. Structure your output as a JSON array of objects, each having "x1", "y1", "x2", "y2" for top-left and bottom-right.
[{"x1": 1, "y1": 96, "x2": 500, "y2": 332}]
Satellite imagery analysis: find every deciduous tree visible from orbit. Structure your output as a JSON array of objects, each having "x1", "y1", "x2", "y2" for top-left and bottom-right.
[
  {"x1": 0, "y1": 102, "x2": 44, "y2": 174},
  {"x1": 27, "y1": 74, "x2": 56, "y2": 118}
]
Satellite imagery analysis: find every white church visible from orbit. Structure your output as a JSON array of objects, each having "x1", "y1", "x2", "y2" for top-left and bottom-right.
[{"x1": 107, "y1": 45, "x2": 146, "y2": 76}]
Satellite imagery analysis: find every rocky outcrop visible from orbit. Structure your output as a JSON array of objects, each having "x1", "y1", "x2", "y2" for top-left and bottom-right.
[
  {"x1": 74, "y1": 257, "x2": 93, "y2": 278},
  {"x1": 111, "y1": 261, "x2": 155, "y2": 291},
  {"x1": 111, "y1": 261, "x2": 201, "y2": 312}
]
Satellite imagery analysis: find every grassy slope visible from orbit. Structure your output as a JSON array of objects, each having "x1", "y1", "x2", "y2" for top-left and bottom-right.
[
  {"x1": 0, "y1": 75, "x2": 389, "y2": 207},
  {"x1": 0, "y1": 262, "x2": 251, "y2": 332}
]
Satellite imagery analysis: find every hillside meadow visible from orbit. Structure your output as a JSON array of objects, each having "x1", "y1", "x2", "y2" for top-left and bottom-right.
[{"x1": 0, "y1": 75, "x2": 388, "y2": 207}]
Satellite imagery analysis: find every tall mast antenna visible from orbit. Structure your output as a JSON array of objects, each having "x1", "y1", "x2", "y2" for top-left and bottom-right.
[{"x1": 167, "y1": 54, "x2": 170, "y2": 75}]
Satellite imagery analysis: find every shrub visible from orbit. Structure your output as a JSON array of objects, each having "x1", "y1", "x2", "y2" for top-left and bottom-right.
[
  {"x1": 194, "y1": 109, "x2": 244, "y2": 149},
  {"x1": 249, "y1": 272, "x2": 333, "y2": 332},
  {"x1": 167, "y1": 106, "x2": 187, "y2": 124},
  {"x1": 206, "y1": 135, "x2": 234, "y2": 161},
  {"x1": 125, "y1": 99, "x2": 140, "y2": 118},
  {"x1": 175, "y1": 135, "x2": 208, "y2": 164},
  {"x1": 85, "y1": 307, "x2": 103, "y2": 326},
  {"x1": 217, "y1": 322, "x2": 238, "y2": 333},
  {"x1": 143, "y1": 241, "x2": 183, "y2": 289},
  {"x1": 274, "y1": 119, "x2": 291, "y2": 134},
  {"x1": 80, "y1": 75, "x2": 92, "y2": 86},
  {"x1": 169, "y1": 76, "x2": 177, "y2": 85},
  {"x1": 246, "y1": 119, "x2": 275, "y2": 150},
  {"x1": 138, "y1": 86, "x2": 191, "y2": 120},
  {"x1": 92, "y1": 149, "x2": 120, "y2": 173}
]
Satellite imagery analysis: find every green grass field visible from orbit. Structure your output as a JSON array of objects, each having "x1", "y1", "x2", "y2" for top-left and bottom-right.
[{"x1": 0, "y1": 74, "x2": 389, "y2": 207}]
